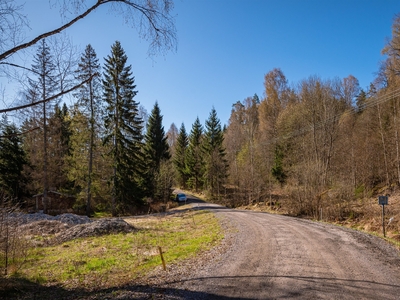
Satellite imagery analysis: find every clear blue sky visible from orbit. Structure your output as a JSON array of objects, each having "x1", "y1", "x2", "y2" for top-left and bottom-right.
[{"x1": 5, "y1": 0, "x2": 400, "y2": 130}]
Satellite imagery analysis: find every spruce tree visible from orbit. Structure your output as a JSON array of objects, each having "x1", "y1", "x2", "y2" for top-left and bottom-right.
[
  {"x1": 103, "y1": 41, "x2": 144, "y2": 215},
  {"x1": 186, "y1": 117, "x2": 204, "y2": 192},
  {"x1": 143, "y1": 102, "x2": 170, "y2": 198},
  {"x1": 74, "y1": 44, "x2": 102, "y2": 215},
  {"x1": 202, "y1": 108, "x2": 227, "y2": 197},
  {"x1": 271, "y1": 145, "x2": 286, "y2": 187},
  {"x1": 173, "y1": 123, "x2": 188, "y2": 188},
  {"x1": 47, "y1": 103, "x2": 71, "y2": 191},
  {"x1": 0, "y1": 117, "x2": 28, "y2": 201},
  {"x1": 26, "y1": 39, "x2": 58, "y2": 213}
]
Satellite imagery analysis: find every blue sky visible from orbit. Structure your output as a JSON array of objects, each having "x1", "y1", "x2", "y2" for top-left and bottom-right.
[{"x1": 4, "y1": 0, "x2": 400, "y2": 130}]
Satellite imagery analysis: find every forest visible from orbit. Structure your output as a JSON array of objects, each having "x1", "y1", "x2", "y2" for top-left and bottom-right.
[
  {"x1": 1, "y1": 1, "x2": 400, "y2": 222},
  {"x1": 217, "y1": 15, "x2": 400, "y2": 221}
]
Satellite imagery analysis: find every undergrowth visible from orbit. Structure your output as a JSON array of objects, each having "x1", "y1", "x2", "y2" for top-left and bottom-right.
[{"x1": 6, "y1": 209, "x2": 223, "y2": 291}]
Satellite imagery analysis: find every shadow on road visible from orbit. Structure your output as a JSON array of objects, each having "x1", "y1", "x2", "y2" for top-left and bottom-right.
[
  {"x1": 1, "y1": 277, "x2": 234, "y2": 300},
  {"x1": 164, "y1": 273, "x2": 400, "y2": 299},
  {"x1": 5, "y1": 272, "x2": 399, "y2": 300}
]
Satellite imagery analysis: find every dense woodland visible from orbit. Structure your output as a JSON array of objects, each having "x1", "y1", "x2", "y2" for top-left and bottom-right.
[
  {"x1": 216, "y1": 15, "x2": 400, "y2": 219},
  {"x1": 1, "y1": 3, "x2": 400, "y2": 220},
  {"x1": 0, "y1": 38, "x2": 228, "y2": 216}
]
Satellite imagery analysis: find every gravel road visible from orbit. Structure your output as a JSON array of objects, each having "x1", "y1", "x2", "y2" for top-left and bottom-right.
[
  {"x1": 10, "y1": 201, "x2": 400, "y2": 299},
  {"x1": 163, "y1": 202, "x2": 400, "y2": 299}
]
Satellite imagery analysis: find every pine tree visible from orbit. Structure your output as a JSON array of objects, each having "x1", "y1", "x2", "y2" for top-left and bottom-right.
[
  {"x1": 202, "y1": 108, "x2": 227, "y2": 198},
  {"x1": 186, "y1": 117, "x2": 204, "y2": 192},
  {"x1": 74, "y1": 44, "x2": 102, "y2": 216},
  {"x1": 143, "y1": 102, "x2": 170, "y2": 198},
  {"x1": 26, "y1": 39, "x2": 58, "y2": 213},
  {"x1": 0, "y1": 117, "x2": 28, "y2": 201},
  {"x1": 103, "y1": 41, "x2": 144, "y2": 215},
  {"x1": 173, "y1": 123, "x2": 188, "y2": 188}
]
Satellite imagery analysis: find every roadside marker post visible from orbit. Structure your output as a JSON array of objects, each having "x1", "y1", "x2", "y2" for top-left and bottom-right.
[
  {"x1": 378, "y1": 196, "x2": 388, "y2": 237},
  {"x1": 158, "y1": 246, "x2": 166, "y2": 271}
]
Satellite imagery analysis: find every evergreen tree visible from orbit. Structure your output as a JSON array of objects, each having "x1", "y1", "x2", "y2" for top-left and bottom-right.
[
  {"x1": 356, "y1": 89, "x2": 367, "y2": 113},
  {"x1": 67, "y1": 106, "x2": 91, "y2": 193},
  {"x1": 0, "y1": 117, "x2": 28, "y2": 201},
  {"x1": 173, "y1": 123, "x2": 188, "y2": 188},
  {"x1": 46, "y1": 103, "x2": 71, "y2": 191},
  {"x1": 26, "y1": 39, "x2": 58, "y2": 213},
  {"x1": 67, "y1": 105, "x2": 112, "y2": 212},
  {"x1": 74, "y1": 44, "x2": 102, "y2": 216},
  {"x1": 202, "y1": 108, "x2": 227, "y2": 197},
  {"x1": 271, "y1": 144, "x2": 286, "y2": 186},
  {"x1": 103, "y1": 41, "x2": 144, "y2": 215},
  {"x1": 186, "y1": 117, "x2": 204, "y2": 192},
  {"x1": 143, "y1": 102, "x2": 170, "y2": 198}
]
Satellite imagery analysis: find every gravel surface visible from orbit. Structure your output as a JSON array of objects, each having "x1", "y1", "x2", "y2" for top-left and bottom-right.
[
  {"x1": 73, "y1": 202, "x2": 400, "y2": 299},
  {"x1": 11, "y1": 212, "x2": 92, "y2": 225},
  {"x1": 6, "y1": 203, "x2": 400, "y2": 299},
  {"x1": 159, "y1": 205, "x2": 400, "y2": 299},
  {"x1": 14, "y1": 213, "x2": 134, "y2": 246},
  {"x1": 53, "y1": 218, "x2": 135, "y2": 244}
]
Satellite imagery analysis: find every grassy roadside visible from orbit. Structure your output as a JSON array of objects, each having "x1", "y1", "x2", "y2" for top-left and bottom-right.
[{"x1": 3, "y1": 208, "x2": 223, "y2": 296}]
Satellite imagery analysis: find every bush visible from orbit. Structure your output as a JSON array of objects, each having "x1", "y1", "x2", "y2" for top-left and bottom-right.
[{"x1": 0, "y1": 198, "x2": 30, "y2": 277}]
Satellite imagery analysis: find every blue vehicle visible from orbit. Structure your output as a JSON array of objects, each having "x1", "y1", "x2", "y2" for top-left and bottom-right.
[{"x1": 175, "y1": 193, "x2": 187, "y2": 202}]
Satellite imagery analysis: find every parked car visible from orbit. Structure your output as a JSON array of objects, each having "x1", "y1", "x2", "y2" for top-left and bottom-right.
[{"x1": 175, "y1": 193, "x2": 187, "y2": 202}]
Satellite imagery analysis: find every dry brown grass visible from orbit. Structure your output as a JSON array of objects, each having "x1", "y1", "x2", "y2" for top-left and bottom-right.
[{"x1": 235, "y1": 189, "x2": 400, "y2": 244}]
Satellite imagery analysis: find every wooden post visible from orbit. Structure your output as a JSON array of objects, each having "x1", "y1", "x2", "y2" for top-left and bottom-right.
[
  {"x1": 378, "y1": 195, "x2": 388, "y2": 238},
  {"x1": 382, "y1": 204, "x2": 386, "y2": 238},
  {"x1": 158, "y1": 246, "x2": 166, "y2": 271}
]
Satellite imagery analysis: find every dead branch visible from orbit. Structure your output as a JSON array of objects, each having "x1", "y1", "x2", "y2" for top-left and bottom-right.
[{"x1": 0, "y1": 73, "x2": 99, "y2": 114}]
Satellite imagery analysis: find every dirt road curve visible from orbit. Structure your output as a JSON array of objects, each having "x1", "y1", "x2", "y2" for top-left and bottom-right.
[{"x1": 169, "y1": 203, "x2": 400, "y2": 299}]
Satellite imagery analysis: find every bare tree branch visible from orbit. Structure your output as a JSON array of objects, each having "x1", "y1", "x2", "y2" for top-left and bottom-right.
[
  {"x1": 0, "y1": 126, "x2": 40, "y2": 138},
  {"x1": 0, "y1": 73, "x2": 99, "y2": 114},
  {"x1": 0, "y1": 0, "x2": 176, "y2": 61},
  {"x1": 0, "y1": 61, "x2": 41, "y2": 76},
  {"x1": 0, "y1": 1, "x2": 102, "y2": 61},
  {"x1": 0, "y1": 0, "x2": 176, "y2": 114}
]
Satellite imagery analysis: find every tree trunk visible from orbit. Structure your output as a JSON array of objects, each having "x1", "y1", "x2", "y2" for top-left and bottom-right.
[
  {"x1": 377, "y1": 104, "x2": 390, "y2": 186},
  {"x1": 393, "y1": 98, "x2": 400, "y2": 185},
  {"x1": 86, "y1": 79, "x2": 94, "y2": 216},
  {"x1": 43, "y1": 97, "x2": 48, "y2": 214}
]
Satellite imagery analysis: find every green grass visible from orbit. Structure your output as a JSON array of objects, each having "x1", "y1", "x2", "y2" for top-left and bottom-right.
[{"x1": 16, "y1": 209, "x2": 223, "y2": 289}]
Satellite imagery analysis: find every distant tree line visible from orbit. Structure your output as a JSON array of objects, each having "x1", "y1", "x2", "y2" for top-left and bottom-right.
[
  {"x1": 0, "y1": 40, "x2": 174, "y2": 216},
  {"x1": 0, "y1": 0, "x2": 177, "y2": 216},
  {"x1": 214, "y1": 14, "x2": 400, "y2": 219},
  {"x1": 0, "y1": 38, "x2": 229, "y2": 216},
  {"x1": 3, "y1": 2, "x2": 400, "y2": 221},
  {"x1": 171, "y1": 108, "x2": 228, "y2": 199}
]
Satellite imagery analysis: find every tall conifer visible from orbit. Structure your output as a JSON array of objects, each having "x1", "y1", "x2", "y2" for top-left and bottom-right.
[
  {"x1": 74, "y1": 44, "x2": 102, "y2": 215},
  {"x1": 173, "y1": 123, "x2": 188, "y2": 188},
  {"x1": 103, "y1": 41, "x2": 144, "y2": 215},
  {"x1": 143, "y1": 102, "x2": 170, "y2": 198},
  {"x1": 26, "y1": 39, "x2": 58, "y2": 213},
  {"x1": 202, "y1": 108, "x2": 227, "y2": 197},
  {"x1": 186, "y1": 117, "x2": 204, "y2": 192}
]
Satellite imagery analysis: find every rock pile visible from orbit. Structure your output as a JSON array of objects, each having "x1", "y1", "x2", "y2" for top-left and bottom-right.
[
  {"x1": 54, "y1": 218, "x2": 135, "y2": 244},
  {"x1": 19, "y1": 220, "x2": 70, "y2": 236},
  {"x1": 12, "y1": 212, "x2": 92, "y2": 226},
  {"x1": 10, "y1": 212, "x2": 135, "y2": 245}
]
